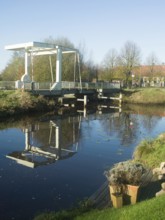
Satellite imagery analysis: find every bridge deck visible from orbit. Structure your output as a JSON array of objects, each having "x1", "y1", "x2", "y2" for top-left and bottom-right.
[
  {"x1": 23, "y1": 81, "x2": 121, "y2": 96},
  {"x1": 0, "y1": 81, "x2": 121, "y2": 96}
]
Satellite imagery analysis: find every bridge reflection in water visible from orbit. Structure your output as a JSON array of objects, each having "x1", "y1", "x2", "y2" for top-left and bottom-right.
[
  {"x1": 6, "y1": 106, "x2": 121, "y2": 169},
  {"x1": 6, "y1": 118, "x2": 81, "y2": 168}
]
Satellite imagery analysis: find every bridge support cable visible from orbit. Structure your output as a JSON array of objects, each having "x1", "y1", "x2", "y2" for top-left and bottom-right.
[
  {"x1": 31, "y1": 51, "x2": 34, "y2": 82},
  {"x1": 49, "y1": 55, "x2": 54, "y2": 83},
  {"x1": 77, "y1": 53, "x2": 82, "y2": 90},
  {"x1": 74, "y1": 52, "x2": 76, "y2": 87}
]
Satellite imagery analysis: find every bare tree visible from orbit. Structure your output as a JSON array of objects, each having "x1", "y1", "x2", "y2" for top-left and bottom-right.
[
  {"x1": 118, "y1": 41, "x2": 141, "y2": 87},
  {"x1": 101, "y1": 49, "x2": 118, "y2": 80},
  {"x1": 145, "y1": 52, "x2": 159, "y2": 77},
  {"x1": 103, "y1": 49, "x2": 118, "y2": 69}
]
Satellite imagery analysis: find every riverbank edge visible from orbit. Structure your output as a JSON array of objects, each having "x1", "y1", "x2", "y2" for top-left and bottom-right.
[
  {"x1": 34, "y1": 195, "x2": 165, "y2": 220},
  {"x1": 1, "y1": 88, "x2": 165, "y2": 119},
  {"x1": 122, "y1": 87, "x2": 165, "y2": 105},
  {"x1": 33, "y1": 133, "x2": 165, "y2": 219},
  {"x1": 0, "y1": 90, "x2": 59, "y2": 119}
]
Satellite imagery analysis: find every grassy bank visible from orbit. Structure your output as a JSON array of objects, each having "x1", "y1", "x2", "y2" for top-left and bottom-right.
[
  {"x1": 34, "y1": 131, "x2": 165, "y2": 220},
  {"x1": 1, "y1": 88, "x2": 165, "y2": 118},
  {"x1": 0, "y1": 90, "x2": 56, "y2": 118},
  {"x1": 133, "y1": 133, "x2": 165, "y2": 168},
  {"x1": 34, "y1": 195, "x2": 165, "y2": 220},
  {"x1": 74, "y1": 195, "x2": 165, "y2": 220},
  {"x1": 122, "y1": 88, "x2": 165, "y2": 104}
]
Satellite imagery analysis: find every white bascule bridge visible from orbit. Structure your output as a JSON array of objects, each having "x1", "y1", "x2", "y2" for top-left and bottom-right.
[
  {"x1": 5, "y1": 41, "x2": 81, "y2": 91},
  {"x1": 5, "y1": 41, "x2": 121, "y2": 109}
]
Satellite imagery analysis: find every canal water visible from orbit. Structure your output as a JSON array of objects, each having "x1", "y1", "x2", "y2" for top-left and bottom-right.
[{"x1": 0, "y1": 105, "x2": 165, "y2": 220}]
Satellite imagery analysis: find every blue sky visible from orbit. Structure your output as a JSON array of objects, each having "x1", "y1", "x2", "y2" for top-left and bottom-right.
[{"x1": 0, "y1": 0, "x2": 165, "y2": 71}]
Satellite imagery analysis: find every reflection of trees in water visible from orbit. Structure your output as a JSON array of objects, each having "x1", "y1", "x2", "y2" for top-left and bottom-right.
[
  {"x1": 100, "y1": 112, "x2": 139, "y2": 146},
  {"x1": 140, "y1": 115, "x2": 161, "y2": 133},
  {"x1": 125, "y1": 104, "x2": 165, "y2": 117},
  {"x1": 124, "y1": 104, "x2": 163, "y2": 133},
  {"x1": 4, "y1": 106, "x2": 163, "y2": 150},
  {"x1": 61, "y1": 117, "x2": 81, "y2": 148},
  {"x1": 100, "y1": 113, "x2": 120, "y2": 135},
  {"x1": 30, "y1": 117, "x2": 80, "y2": 149},
  {"x1": 100, "y1": 110, "x2": 162, "y2": 146},
  {"x1": 118, "y1": 113, "x2": 138, "y2": 146}
]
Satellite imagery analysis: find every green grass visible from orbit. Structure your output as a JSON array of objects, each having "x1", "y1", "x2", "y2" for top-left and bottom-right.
[
  {"x1": 75, "y1": 195, "x2": 165, "y2": 220},
  {"x1": 133, "y1": 133, "x2": 165, "y2": 168},
  {"x1": 34, "y1": 195, "x2": 165, "y2": 220},
  {"x1": 123, "y1": 88, "x2": 165, "y2": 104}
]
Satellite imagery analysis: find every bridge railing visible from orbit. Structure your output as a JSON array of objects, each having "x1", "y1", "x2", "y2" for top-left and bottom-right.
[
  {"x1": 19, "y1": 82, "x2": 54, "y2": 90},
  {"x1": 0, "y1": 81, "x2": 16, "y2": 90},
  {"x1": 0, "y1": 81, "x2": 120, "y2": 90},
  {"x1": 61, "y1": 81, "x2": 120, "y2": 90},
  {"x1": 23, "y1": 81, "x2": 120, "y2": 90}
]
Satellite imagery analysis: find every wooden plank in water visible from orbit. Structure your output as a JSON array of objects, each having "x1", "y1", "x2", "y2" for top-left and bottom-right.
[{"x1": 88, "y1": 181, "x2": 112, "y2": 208}]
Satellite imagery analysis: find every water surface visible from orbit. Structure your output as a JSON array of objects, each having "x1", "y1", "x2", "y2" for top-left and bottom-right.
[{"x1": 0, "y1": 106, "x2": 165, "y2": 220}]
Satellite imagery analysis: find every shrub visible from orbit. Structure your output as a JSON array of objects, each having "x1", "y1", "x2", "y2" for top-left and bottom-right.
[{"x1": 104, "y1": 160, "x2": 149, "y2": 186}]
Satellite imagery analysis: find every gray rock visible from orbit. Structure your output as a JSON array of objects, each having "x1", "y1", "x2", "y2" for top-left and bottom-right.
[
  {"x1": 160, "y1": 162, "x2": 165, "y2": 170},
  {"x1": 156, "y1": 189, "x2": 165, "y2": 197},
  {"x1": 161, "y1": 182, "x2": 165, "y2": 190},
  {"x1": 161, "y1": 168, "x2": 165, "y2": 174}
]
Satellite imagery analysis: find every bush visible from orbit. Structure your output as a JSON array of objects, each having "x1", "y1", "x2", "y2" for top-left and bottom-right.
[
  {"x1": 104, "y1": 160, "x2": 149, "y2": 186},
  {"x1": 0, "y1": 90, "x2": 56, "y2": 118}
]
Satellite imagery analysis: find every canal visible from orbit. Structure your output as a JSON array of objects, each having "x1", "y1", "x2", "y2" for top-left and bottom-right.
[{"x1": 0, "y1": 105, "x2": 165, "y2": 220}]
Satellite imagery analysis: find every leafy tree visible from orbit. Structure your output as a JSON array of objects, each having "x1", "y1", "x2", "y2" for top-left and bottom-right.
[
  {"x1": 33, "y1": 55, "x2": 53, "y2": 82},
  {"x1": 1, "y1": 36, "x2": 81, "y2": 82},
  {"x1": 1, "y1": 51, "x2": 24, "y2": 81},
  {"x1": 33, "y1": 37, "x2": 77, "y2": 82},
  {"x1": 80, "y1": 60, "x2": 98, "y2": 82}
]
